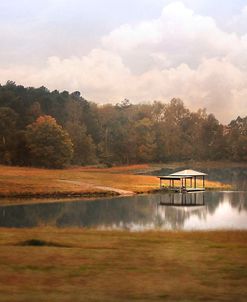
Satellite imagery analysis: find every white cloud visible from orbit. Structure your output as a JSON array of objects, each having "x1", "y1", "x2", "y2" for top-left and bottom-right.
[
  {"x1": 0, "y1": 1, "x2": 247, "y2": 123},
  {"x1": 0, "y1": 50, "x2": 132, "y2": 102},
  {"x1": 102, "y1": 1, "x2": 240, "y2": 70}
]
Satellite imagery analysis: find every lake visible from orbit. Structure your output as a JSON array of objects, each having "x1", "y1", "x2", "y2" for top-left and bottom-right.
[
  {"x1": 0, "y1": 191, "x2": 247, "y2": 231},
  {"x1": 0, "y1": 166, "x2": 246, "y2": 231}
]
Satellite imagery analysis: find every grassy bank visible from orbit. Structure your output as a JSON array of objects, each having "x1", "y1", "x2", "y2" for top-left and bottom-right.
[
  {"x1": 0, "y1": 164, "x2": 158, "y2": 199},
  {"x1": 0, "y1": 228, "x2": 246, "y2": 301},
  {"x1": 0, "y1": 163, "x2": 233, "y2": 204}
]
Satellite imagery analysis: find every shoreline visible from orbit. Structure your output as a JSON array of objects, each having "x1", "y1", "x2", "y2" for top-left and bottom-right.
[
  {"x1": 0, "y1": 185, "x2": 233, "y2": 199},
  {"x1": 0, "y1": 162, "x2": 238, "y2": 206},
  {"x1": 0, "y1": 190, "x2": 120, "y2": 199},
  {"x1": 0, "y1": 186, "x2": 233, "y2": 207},
  {"x1": 0, "y1": 184, "x2": 232, "y2": 197}
]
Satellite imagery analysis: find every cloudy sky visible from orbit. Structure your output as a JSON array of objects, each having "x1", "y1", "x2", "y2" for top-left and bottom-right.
[{"x1": 0, "y1": 0, "x2": 247, "y2": 123}]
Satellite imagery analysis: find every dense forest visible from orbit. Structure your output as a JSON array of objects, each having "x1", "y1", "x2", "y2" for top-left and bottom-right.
[{"x1": 0, "y1": 81, "x2": 246, "y2": 168}]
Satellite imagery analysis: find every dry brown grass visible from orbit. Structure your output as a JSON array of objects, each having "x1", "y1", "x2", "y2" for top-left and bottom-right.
[
  {"x1": 0, "y1": 228, "x2": 246, "y2": 301},
  {"x1": 0, "y1": 164, "x2": 232, "y2": 203},
  {"x1": 0, "y1": 164, "x2": 158, "y2": 197}
]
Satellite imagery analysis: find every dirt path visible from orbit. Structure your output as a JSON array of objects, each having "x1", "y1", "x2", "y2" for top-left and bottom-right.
[
  {"x1": 58, "y1": 180, "x2": 134, "y2": 196},
  {"x1": 94, "y1": 185, "x2": 134, "y2": 195}
]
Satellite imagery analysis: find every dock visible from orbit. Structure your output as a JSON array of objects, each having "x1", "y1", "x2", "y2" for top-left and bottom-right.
[
  {"x1": 158, "y1": 169, "x2": 207, "y2": 192},
  {"x1": 162, "y1": 187, "x2": 205, "y2": 193}
]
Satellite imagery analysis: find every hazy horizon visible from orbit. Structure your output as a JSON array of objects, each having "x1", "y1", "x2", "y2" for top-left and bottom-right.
[{"x1": 1, "y1": 0, "x2": 247, "y2": 123}]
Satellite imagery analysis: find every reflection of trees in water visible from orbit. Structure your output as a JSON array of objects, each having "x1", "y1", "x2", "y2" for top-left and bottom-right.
[
  {"x1": 156, "y1": 191, "x2": 247, "y2": 229},
  {"x1": 0, "y1": 202, "x2": 76, "y2": 228},
  {"x1": 55, "y1": 195, "x2": 160, "y2": 229},
  {"x1": 0, "y1": 192, "x2": 247, "y2": 230},
  {"x1": 0, "y1": 195, "x2": 157, "y2": 228},
  {"x1": 156, "y1": 206, "x2": 207, "y2": 230},
  {"x1": 221, "y1": 191, "x2": 247, "y2": 212}
]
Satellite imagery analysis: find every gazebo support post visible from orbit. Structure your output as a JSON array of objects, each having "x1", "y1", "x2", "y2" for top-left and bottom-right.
[{"x1": 157, "y1": 169, "x2": 207, "y2": 193}]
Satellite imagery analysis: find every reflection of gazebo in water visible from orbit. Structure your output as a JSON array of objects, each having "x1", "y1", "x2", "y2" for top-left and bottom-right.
[
  {"x1": 158, "y1": 169, "x2": 207, "y2": 192},
  {"x1": 158, "y1": 192, "x2": 205, "y2": 207}
]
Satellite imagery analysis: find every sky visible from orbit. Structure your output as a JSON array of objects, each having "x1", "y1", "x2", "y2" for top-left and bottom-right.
[{"x1": 0, "y1": 0, "x2": 247, "y2": 123}]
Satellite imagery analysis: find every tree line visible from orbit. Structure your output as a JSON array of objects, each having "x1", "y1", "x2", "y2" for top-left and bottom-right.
[{"x1": 0, "y1": 81, "x2": 246, "y2": 168}]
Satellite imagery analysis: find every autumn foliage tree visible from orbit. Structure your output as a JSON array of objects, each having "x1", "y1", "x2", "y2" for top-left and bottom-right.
[
  {"x1": 26, "y1": 115, "x2": 73, "y2": 168},
  {"x1": 227, "y1": 116, "x2": 247, "y2": 161},
  {"x1": 65, "y1": 121, "x2": 96, "y2": 165},
  {"x1": 0, "y1": 82, "x2": 246, "y2": 166}
]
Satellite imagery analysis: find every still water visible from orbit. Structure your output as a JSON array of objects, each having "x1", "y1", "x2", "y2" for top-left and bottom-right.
[{"x1": 0, "y1": 191, "x2": 247, "y2": 231}]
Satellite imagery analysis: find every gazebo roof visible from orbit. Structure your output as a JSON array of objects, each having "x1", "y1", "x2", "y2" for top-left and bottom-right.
[{"x1": 170, "y1": 169, "x2": 207, "y2": 177}]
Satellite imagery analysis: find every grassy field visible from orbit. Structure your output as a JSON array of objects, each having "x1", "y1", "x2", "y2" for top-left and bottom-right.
[
  {"x1": 0, "y1": 228, "x2": 246, "y2": 301},
  {"x1": 0, "y1": 163, "x2": 233, "y2": 203}
]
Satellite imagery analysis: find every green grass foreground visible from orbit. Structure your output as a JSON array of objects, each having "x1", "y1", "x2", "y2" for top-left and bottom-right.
[{"x1": 0, "y1": 229, "x2": 246, "y2": 301}]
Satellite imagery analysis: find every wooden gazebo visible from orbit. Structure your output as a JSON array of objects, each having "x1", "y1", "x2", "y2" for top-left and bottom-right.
[{"x1": 158, "y1": 169, "x2": 207, "y2": 192}]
